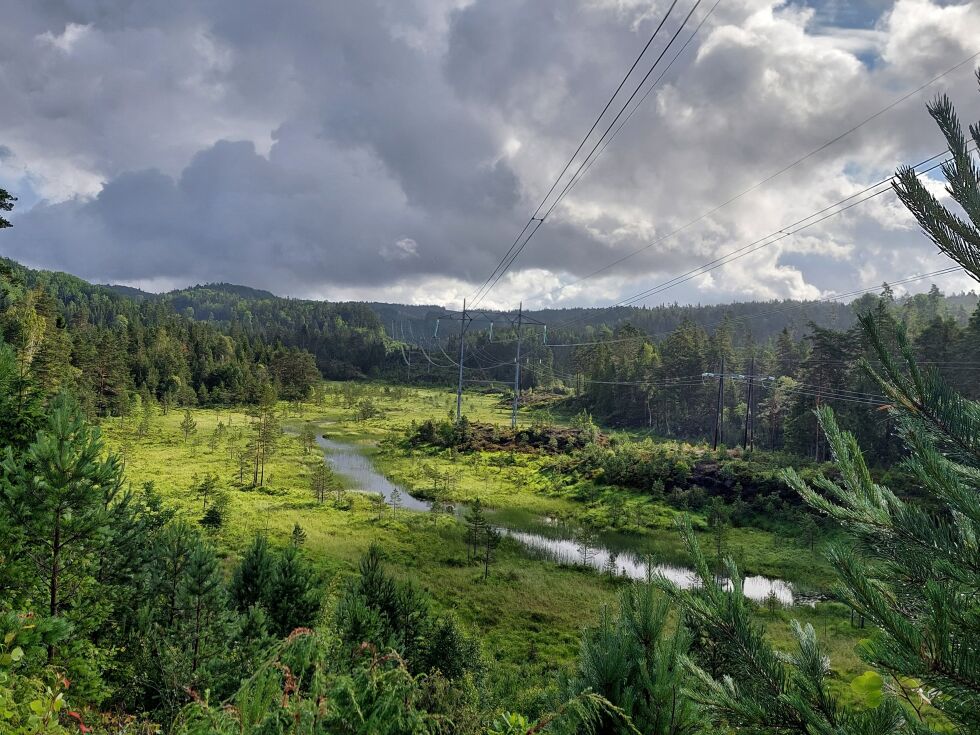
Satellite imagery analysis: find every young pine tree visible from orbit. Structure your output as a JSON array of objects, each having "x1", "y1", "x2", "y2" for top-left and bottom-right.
[
  {"x1": 573, "y1": 583, "x2": 696, "y2": 735},
  {"x1": 230, "y1": 534, "x2": 275, "y2": 614},
  {"x1": 180, "y1": 409, "x2": 197, "y2": 444},
  {"x1": 264, "y1": 545, "x2": 320, "y2": 638},
  {"x1": 0, "y1": 394, "x2": 125, "y2": 660}
]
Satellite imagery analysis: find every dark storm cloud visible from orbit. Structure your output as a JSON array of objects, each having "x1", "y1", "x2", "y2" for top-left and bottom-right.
[{"x1": 0, "y1": 0, "x2": 978, "y2": 306}]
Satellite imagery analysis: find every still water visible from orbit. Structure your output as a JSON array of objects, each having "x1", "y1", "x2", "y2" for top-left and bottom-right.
[{"x1": 316, "y1": 435, "x2": 796, "y2": 604}]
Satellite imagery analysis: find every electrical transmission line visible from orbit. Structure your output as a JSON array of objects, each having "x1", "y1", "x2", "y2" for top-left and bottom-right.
[
  {"x1": 470, "y1": 0, "x2": 710, "y2": 308},
  {"x1": 507, "y1": 49, "x2": 980, "y2": 309},
  {"x1": 546, "y1": 147, "x2": 974, "y2": 332}
]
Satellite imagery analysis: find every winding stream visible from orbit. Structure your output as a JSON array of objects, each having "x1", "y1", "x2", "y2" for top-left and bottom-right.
[{"x1": 316, "y1": 435, "x2": 797, "y2": 604}]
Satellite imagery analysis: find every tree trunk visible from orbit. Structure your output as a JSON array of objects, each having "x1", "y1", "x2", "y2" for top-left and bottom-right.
[
  {"x1": 192, "y1": 596, "x2": 202, "y2": 673},
  {"x1": 48, "y1": 507, "x2": 61, "y2": 663}
]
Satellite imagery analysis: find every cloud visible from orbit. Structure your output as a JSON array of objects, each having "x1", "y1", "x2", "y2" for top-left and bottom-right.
[
  {"x1": 381, "y1": 238, "x2": 421, "y2": 261},
  {"x1": 0, "y1": 0, "x2": 977, "y2": 309}
]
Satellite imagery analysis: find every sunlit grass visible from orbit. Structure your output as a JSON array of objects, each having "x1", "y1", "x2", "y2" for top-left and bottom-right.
[{"x1": 100, "y1": 381, "x2": 869, "y2": 710}]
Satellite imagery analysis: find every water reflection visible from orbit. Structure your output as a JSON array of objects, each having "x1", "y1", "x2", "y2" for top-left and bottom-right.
[
  {"x1": 317, "y1": 436, "x2": 431, "y2": 512},
  {"x1": 316, "y1": 434, "x2": 795, "y2": 604},
  {"x1": 503, "y1": 529, "x2": 794, "y2": 604}
]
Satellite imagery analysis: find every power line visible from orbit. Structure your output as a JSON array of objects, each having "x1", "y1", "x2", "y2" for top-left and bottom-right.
[
  {"x1": 550, "y1": 0, "x2": 724, "y2": 211},
  {"x1": 468, "y1": 0, "x2": 684, "y2": 306},
  {"x1": 513, "y1": 50, "x2": 980, "y2": 308},
  {"x1": 549, "y1": 148, "x2": 972, "y2": 330},
  {"x1": 471, "y1": 0, "x2": 708, "y2": 307}
]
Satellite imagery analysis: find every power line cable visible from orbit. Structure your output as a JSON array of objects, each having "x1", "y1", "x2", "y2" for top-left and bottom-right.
[
  {"x1": 550, "y1": 148, "x2": 972, "y2": 330},
  {"x1": 473, "y1": 0, "x2": 708, "y2": 307},
  {"x1": 468, "y1": 0, "x2": 685, "y2": 305},
  {"x1": 513, "y1": 50, "x2": 980, "y2": 308}
]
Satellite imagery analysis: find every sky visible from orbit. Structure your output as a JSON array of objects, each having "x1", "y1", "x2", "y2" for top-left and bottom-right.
[{"x1": 0, "y1": 0, "x2": 978, "y2": 310}]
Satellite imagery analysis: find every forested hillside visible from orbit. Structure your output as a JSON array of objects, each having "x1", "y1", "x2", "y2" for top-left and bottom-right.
[
  {"x1": 395, "y1": 284, "x2": 980, "y2": 465},
  {"x1": 0, "y1": 258, "x2": 390, "y2": 414},
  {"x1": 121, "y1": 283, "x2": 390, "y2": 379},
  {"x1": 6, "y1": 251, "x2": 978, "y2": 468}
]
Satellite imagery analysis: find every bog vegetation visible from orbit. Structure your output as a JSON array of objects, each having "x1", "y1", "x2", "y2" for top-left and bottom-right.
[{"x1": 1, "y1": 77, "x2": 979, "y2": 735}]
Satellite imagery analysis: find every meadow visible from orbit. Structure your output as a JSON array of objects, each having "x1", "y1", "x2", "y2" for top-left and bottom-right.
[{"x1": 101, "y1": 382, "x2": 876, "y2": 711}]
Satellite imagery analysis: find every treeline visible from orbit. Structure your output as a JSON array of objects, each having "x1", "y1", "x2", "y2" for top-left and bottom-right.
[
  {"x1": 0, "y1": 258, "x2": 321, "y2": 415},
  {"x1": 407, "y1": 284, "x2": 978, "y2": 464},
  {"x1": 567, "y1": 286, "x2": 980, "y2": 463},
  {"x1": 117, "y1": 282, "x2": 389, "y2": 379}
]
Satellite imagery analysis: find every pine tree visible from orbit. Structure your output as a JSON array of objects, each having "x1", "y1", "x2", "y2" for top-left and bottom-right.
[
  {"x1": 230, "y1": 534, "x2": 275, "y2": 613},
  {"x1": 181, "y1": 542, "x2": 226, "y2": 675},
  {"x1": 0, "y1": 187, "x2": 15, "y2": 229},
  {"x1": 482, "y1": 525, "x2": 501, "y2": 581},
  {"x1": 138, "y1": 396, "x2": 156, "y2": 439},
  {"x1": 290, "y1": 522, "x2": 307, "y2": 547},
  {"x1": 264, "y1": 545, "x2": 320, "y2": 637},
  {"x1": 0, "y1": 394, "x2": 125, "y2": 660},
  {"x1": 370, "y1": 492, "x2": 387, "y2": 522},
  {"x1": 463, "y1": 499, "x2": 487, "y2": 562},
  {"x1": 658, "y1": 71, "x2": 980, "y2": 735},
  {"x1": 310, "y1": 461, "x2": 329, "y2": 503},
  {"x1": 892, "y1": 74, "x2": 980, "y2": 278},
  {"x1": 573, "y1": 583, "x2": 696, "y2": 735},
  {"x1": 180, "y1": 409, "x2": 197, "y2": 443},
  {"x1": 299, "y1": 422, "x2": 318, "y2": 454},
  {"x1": 575, "y1": 524, "x2": 598, "y2": 567}
]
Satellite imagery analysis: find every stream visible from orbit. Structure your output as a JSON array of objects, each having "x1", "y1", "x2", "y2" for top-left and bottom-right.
[{"x1": 316, "y1": 435, "x2": 797, "y2": 605}]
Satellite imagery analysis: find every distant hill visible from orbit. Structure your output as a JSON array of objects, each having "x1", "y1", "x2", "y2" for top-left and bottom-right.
[
  {"x1": 366, "y1": 291, "x2": 979, "y2": 346},
  {"x1": 104, "y1": 276, "x2": 978, "y2": 349}
]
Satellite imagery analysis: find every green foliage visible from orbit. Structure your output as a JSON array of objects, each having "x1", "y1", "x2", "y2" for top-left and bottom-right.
[
  {"x1": 230, "y1": 536, "x2": 321, "y2": 638},
  {"x1": 657, "y1": 519, "x2": 907, "y2": 733},
  {"x1": 265, "y1": 546, "x2": 321, "y2": 638},
  {"x1": 0, "y1": 612, "x2": 71, "y2": 735},
  {"x1": 893, "y1": 74, "x2": 980, "y2": 277},
  {"x1": 231, "y1": 535, "x2": 276, "y2": 613},
  {"x1": 0, "y1": 256, "x2": 327, "y2": 415},
  {"x1": 571, "y1": 583, "x2": 697, "y2": 735},
  {"x1": 291, "y1": 522, "x2": 308, "y2": 547},
  {"x1": 180, "y1": 409, "x2": 198, "y2": 442},
  {"x1": 0, "y1": 393, "x2": 127, "y2": 696},
  {"x1": 299, "y1": 421, "x2": 318, "y2": 454},
  {"x1": 0, "y1": 188, "x2": 15, "y2": 229},
  {"x1": 335, "y1": 546, "x2": 480, "y2": 680},
  {"x1": 170, "y1": 629, "x2": 447, "y2": 735}
]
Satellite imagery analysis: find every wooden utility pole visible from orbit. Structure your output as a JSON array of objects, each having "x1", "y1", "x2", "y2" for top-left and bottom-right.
[
  {"x1": 456, "y1": 299, "x2": 468, "y2": 423},
  {"x1": 511, "y1": 302, "x2": 523, "y2": 429},
  {"x1": 712, "y1": 355, "x2": 725, "y2": 450},
  {"x1": 743, "y1": 356, "x2": 755, "y2": 450}
]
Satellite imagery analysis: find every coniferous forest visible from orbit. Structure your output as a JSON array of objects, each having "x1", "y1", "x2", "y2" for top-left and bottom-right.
[{"x1": 3, "y1": 12, "x2": 980, "y2": 735}]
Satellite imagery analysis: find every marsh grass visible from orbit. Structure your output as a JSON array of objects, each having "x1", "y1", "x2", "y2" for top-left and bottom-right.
[{"x1": 101, "y1": 382, "x2": 870, "y2": 710}]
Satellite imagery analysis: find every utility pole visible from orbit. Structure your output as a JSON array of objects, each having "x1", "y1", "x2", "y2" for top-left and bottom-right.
[
  {"x1": 712, "y1": 355, "x2": 725, "y2": 450},
  {"x1": 511, "y1": 302, "x2": 523, "y2": 429},
  {"x1": 456, "y1": 299, "x2": 468, "y2": 423},
  {"x1": 743, "y1": 356, "x2": 755, "y2": 450}
]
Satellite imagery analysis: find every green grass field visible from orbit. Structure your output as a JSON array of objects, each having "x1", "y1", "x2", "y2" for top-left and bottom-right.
[{"x1": 101, "y1": 382, "x2": 876, "y2": 711}]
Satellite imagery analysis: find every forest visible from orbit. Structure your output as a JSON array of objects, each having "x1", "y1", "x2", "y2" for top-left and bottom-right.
[{"x1": 1, "y1": 65, "x2": 980, "y2": 735}]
